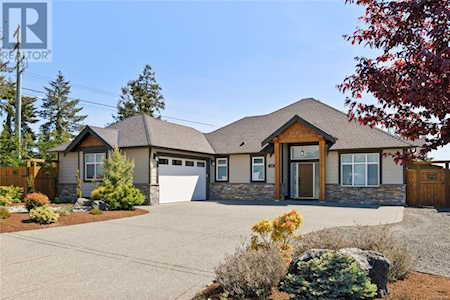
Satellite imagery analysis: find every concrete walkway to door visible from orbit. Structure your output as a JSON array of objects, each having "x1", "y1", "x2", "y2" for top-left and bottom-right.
[{"x1": 1, "y1": 200, "x2": 403, "y2": 300}]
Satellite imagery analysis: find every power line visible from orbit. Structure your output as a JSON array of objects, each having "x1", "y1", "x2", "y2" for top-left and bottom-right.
[
  {"x1": 27, "y1": 72, "x2": 117, "y2": 97},
  {"x1": 22, "y1": 87, "x2": 218, "y2": 128}
]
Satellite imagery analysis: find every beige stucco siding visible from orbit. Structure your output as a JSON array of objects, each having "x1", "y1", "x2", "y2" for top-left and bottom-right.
[
  {"x1": 58, "y1": 152, "x2": 78, "y2": 184},
  {"x1": 123, "y1": 147, "x2": 149, "y2": 184},
  {"x1": 382, "y1": 149, "x2": 404, "y2": 184},
  {"x1": 326, "y1": 150, "x2": 339, "y2": 184},
  {"x1": 229, "y1": 154, "x2": 250, "y2": 183}
]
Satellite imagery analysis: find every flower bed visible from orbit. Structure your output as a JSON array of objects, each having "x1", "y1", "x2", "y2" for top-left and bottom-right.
[
  {"x1": 193, "y1": 272, "x2": 450, "y2": 300},
  {"x1": 0, "y1": 204, "x2": 148, "y2": 233}
]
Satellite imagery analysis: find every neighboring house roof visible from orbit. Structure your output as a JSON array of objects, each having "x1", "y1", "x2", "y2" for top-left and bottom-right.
[
  {"x1": 205, "y1": 98, "x2": 418, "y2": 154},
  {"x1": 51, "y1": 98, "x2": 419, "y2": 155}
]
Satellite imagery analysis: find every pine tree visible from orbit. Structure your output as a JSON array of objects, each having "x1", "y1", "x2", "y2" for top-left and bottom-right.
[
  {"x1": 0, "y1": 77, "x2": 38, "y2": 139},
  {"x1": 114, "y1": 65, "x2": 165, "y2": 121},
  {"x1": 102, "y1": 147, "x2": 134, "y2": 187},
  {"x1": 38, "y1": 71, "x2": 87, "y2": 158}
]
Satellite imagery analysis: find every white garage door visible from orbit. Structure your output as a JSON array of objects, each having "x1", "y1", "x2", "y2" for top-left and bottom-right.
[{"x1": 158, "y1": 156, "x2": 207, "y2": 203}]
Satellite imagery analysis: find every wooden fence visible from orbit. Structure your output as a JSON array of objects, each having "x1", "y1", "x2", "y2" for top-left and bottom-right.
[
  {"x1": 406, "y1": 161, "x2": 450, "y2": 208},
  {"x1": 0, "y1": 160, "x2": 58, "y2": 199}
]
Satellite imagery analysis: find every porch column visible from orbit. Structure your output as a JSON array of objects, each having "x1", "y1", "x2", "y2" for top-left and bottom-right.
[
  {"x1": 319, "y1": 138, "x2": 326, "y2": 201},
  {"x1": 274, "y1": 138, "x2": 282, "y2": 200}
]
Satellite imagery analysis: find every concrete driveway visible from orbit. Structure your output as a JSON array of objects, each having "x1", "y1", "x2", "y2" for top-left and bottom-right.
[{"x1": 1, "y1": 200, "x2": 403, "y2": 300}]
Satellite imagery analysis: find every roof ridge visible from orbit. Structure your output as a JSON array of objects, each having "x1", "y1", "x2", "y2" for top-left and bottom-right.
[{"x1": 141, "y1": 114, "x2": 151, "y2": 145}]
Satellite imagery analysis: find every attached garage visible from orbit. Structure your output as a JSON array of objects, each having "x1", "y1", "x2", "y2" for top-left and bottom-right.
[{"x1": 158, "y1": 156, "x2": 208, "y2": 203}]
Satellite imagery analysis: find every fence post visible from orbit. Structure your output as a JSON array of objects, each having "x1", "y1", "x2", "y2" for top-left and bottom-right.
[{"x1": 415, "y1": 163, "x2": 421, "y2": 207}]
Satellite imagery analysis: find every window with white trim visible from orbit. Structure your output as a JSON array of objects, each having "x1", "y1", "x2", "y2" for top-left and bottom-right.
[
  {"x1": 216, "y1": 158, "x2": 228, "y2": 181},
  {"x1": 84, "y1": 153, "x2": 106, "y2": 181},
  {"x1": 251, "y1": 156, "x2": 265, "y2": 181},
  {"x1": 341, "y1": 153, "x2": 380, "y2": 187}
]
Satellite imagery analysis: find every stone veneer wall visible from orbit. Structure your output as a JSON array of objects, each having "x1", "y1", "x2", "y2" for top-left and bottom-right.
[
  {"x1": 210, "y1": 183, "x2": 274, "y2": 200},
  {"x1": 57, "y1": 183, "x2": 77, "y2": 202},
  {"x1": 326, "y1": 184, "x2": 406, "y2": 205}
]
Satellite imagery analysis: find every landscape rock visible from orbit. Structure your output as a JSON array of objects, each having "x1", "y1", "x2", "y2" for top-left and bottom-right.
[
  {"x1": 293, "y1": 248, "x2": 391, "y2": 297},
  {"x1": 91, "y1": 200, "x2": 110, "y2": 211}
]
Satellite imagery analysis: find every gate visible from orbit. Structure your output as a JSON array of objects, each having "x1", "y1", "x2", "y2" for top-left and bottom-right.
[{"x1": 407, "y1": 161, "x2": 450, "y2": 208}]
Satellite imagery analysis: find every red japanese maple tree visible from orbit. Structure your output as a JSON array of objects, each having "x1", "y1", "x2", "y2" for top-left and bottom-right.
[{"x1": 339, "y1": 0, "x2": 449, "y2": 161}]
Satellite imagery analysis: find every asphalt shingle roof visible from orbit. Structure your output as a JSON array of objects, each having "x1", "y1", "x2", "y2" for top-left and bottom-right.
[
  {"x1": 51, "y1": 98, "x2": 418, "y2": 154},
  {"x1": 205, "y1": 98, "x2": 418, "y2": 153}
]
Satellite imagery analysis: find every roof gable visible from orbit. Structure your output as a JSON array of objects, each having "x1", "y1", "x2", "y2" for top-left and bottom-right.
[
  {"x1": 261, "y1": 115, "x2": 336, "y2": 146},
  {"x1": 64, "y1": 126, "x2": 117, "y2": 153}
]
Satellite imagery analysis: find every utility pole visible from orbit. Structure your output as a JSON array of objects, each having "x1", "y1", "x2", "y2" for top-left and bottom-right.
[{"x1": 13, "y1": 25, "x2": 25, "y2": 162}]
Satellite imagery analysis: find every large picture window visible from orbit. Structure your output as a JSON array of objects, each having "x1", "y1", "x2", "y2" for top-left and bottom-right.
[
  {"x1": 85, "y1": 153, "x2": 106, "y2": 181},
  {"x1": 215, "y1": 157, "x2": 228, "y2": 181},
  {"x1": 251, "y1": 156, "x2": 265, "y2": 182},
  {"x1": 341, "y1": 153, "x2": 380, "y2": 187}
]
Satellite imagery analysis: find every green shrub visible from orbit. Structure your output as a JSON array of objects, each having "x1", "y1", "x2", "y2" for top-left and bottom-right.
[
  {"x1": 0, "y1": 195, "x2": 13, "y2": 206},
  {"x1": 294, "y1": 225, "x2": 415, "y2": 281},
  {"x1": 24, "y1": 192, "x2": 50, "y2": 211},
  {"x1": 215, "y1": 246, "x2": 287, "y2": 299},
  {"x1": 91, "y1": 186, "x2": 109, "y2": 200},
  {"x1": 89, "y1": 208, "x2": 103, "y2": 215},
  {"x1": 0, "y1": 186, "x2": 23, "y2": 203},
  {"x1": 29, "y1": 206, "x2": 59, "y2": 224},
  {"x1": 102, "y1": 184, "x2": 144, "y2": 210},
  {"x1": 0, "y1": 207, "x2": 11, "y2": 219},
  {"x1": 280, "y1": 251, "x2": 377, "y2": 300}
]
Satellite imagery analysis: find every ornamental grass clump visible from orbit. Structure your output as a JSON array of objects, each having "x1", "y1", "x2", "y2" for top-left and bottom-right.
[
  {"x1": 0, "y1": 207, "x2": 11, "y2": 219},
  {"x1": 89, "y1": 207, "x2": 103, "y2": 215},
  {"x1": 24, "y1": 192, "x2": 50, "y2": 211},
  {"x1": 215, "y1": 246, "x2": 287, "y2": 299},
  {"x1": 280, "y1": 251, "x2": 377, "y2": 300},
  {"x1": 250, "y1": 210, "x2": 303, "y2": 261},
  {"x1": 29, "y1": 206, "x2": 59, "y2": 224}
]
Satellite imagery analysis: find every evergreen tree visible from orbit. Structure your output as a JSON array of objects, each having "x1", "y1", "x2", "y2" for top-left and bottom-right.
[
  {"x1": 114, "y1": 64, "x2": 165, "y2": 121},
  {"x1": 38, "y1": 71, "x2": 87, "y2": 158},
  {"x1": 0, "y1": 78, "x2": 38, "y2": 165},
  {"x1": 0, "y1": 78, "x2": 38, "y2": 139},
  {"x1": 102, "y1": 147, "x2": 134, "y2": 186}
]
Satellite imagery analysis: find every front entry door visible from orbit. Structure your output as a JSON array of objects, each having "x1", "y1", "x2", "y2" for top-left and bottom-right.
[
  {"x1": 290, "y1": 162, "x2": 317, "y2": 199},
  {"x1": 298, "y1": 163, "x2": 314, "y2": 198}
]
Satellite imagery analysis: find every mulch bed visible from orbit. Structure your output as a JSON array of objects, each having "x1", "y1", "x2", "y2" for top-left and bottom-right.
[
  {"x1": 0, "y1": 205, "x2": 148, "y2": 233},
  {"x1": 194, "y1": 272, "x2": 450, "y2": 300}
]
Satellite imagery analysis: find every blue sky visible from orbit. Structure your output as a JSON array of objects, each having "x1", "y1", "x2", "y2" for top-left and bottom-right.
[{"x1": 5, "y1": 0, "x2": 449, "y2": 159}]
